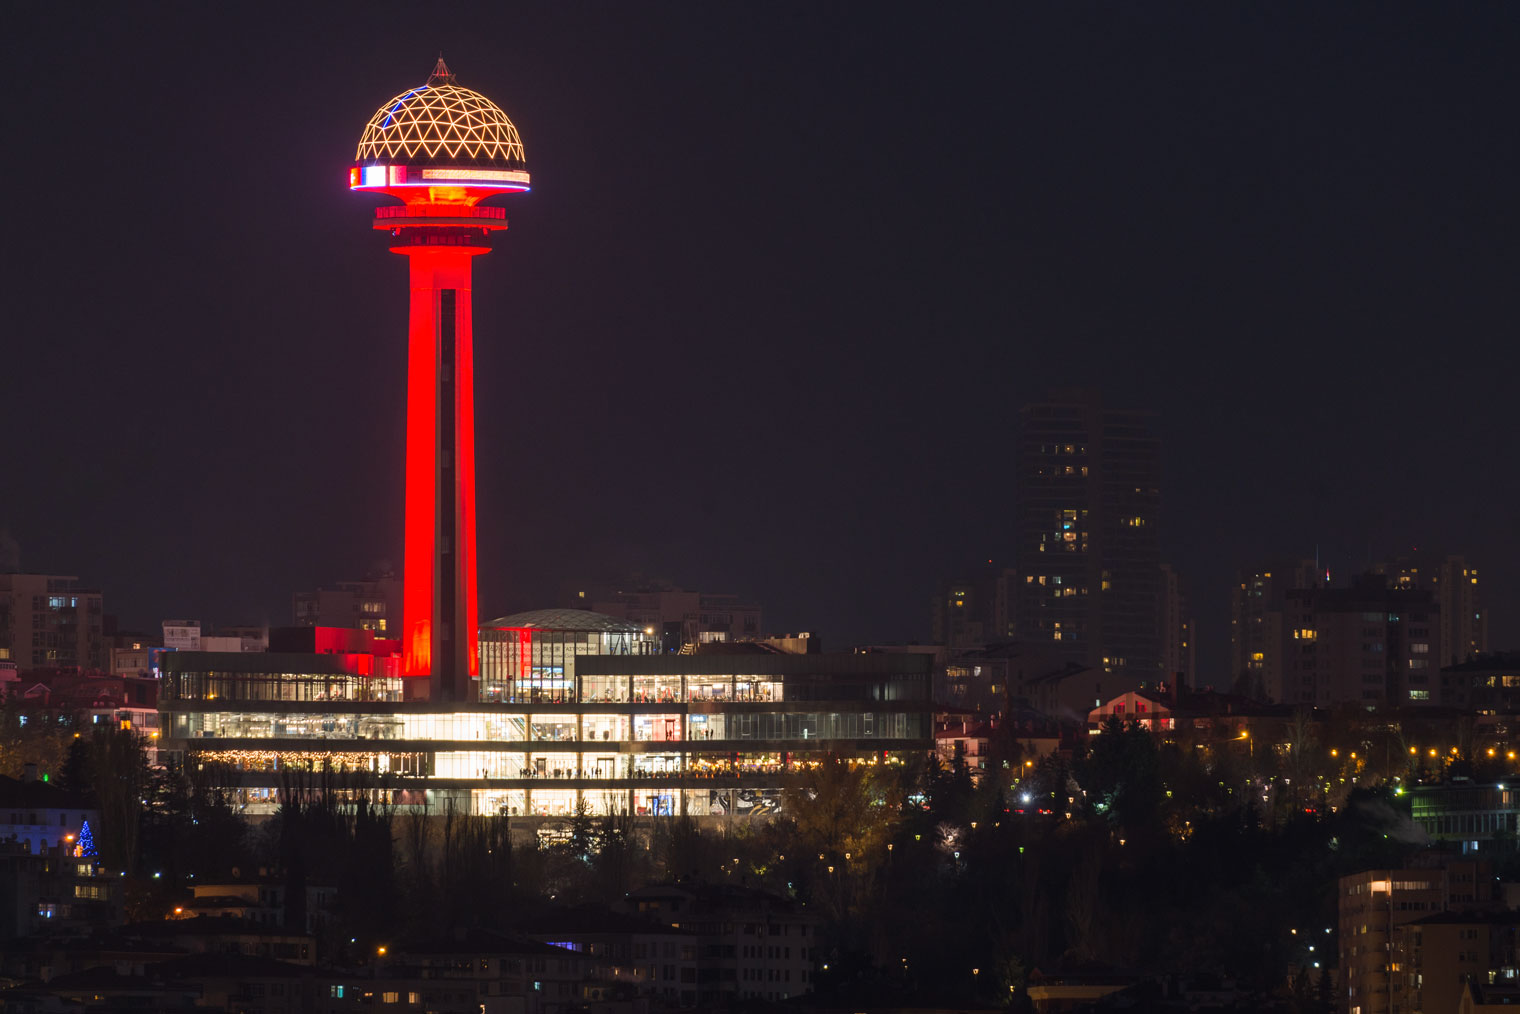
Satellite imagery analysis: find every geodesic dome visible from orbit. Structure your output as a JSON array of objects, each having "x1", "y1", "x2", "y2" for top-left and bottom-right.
[{"x1": 355, "y1": 59, "x2": 526, "y2": 167}]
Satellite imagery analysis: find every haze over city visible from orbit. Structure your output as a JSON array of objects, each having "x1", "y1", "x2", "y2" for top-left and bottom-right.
[
  {"x1": 6, "y1": 6, "x2": 1520, "y2": 1013},
  {"x1": 5, "y1": 5, "x2": 1515, "y2": 678}
]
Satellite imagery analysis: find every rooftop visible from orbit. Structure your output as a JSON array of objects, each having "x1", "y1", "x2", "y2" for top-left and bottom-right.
[{"x1": 483, "y1": 608, "x2": 643, "y2": 634}]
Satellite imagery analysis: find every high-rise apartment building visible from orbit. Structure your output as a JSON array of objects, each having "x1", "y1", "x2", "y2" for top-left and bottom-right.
[
  {"x1": 0, "y1": 575, "x2": 104, "y2": 672},
  {"x1": 1229, "y1": 559, "x2": 1319, "y2": 700},
  {"x1": 1016, "y1": 390, "x2": 1161, "y2": 680},
  {"x1": 1376, "y1": 555, "x2": 1488, "y2": 666},
  {"x1": 1281, "y1": 574, "x2": 1442, "y2": 708},
  {"x1": 932, "y1": 565, "x2": 1017, "y2": 653},
  {"x1": 1158, "y1": 564, "x2": 1195, "y2": 688}
]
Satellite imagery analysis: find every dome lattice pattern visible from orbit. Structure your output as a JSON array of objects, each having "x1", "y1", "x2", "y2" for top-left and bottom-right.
[{"x1": 356, "y1": 77, "x2": 526, "y2": 167}]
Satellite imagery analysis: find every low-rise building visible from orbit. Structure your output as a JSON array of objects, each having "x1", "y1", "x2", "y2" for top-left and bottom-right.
[
  {"x1": 0, "y1": 770, "x2": 100, "y2": 854},
  {"x1": 622, "y1": 883, "x2": 818, "y2": 1005},
  {"x1": 322, "y1": 931, "x2": 589, "y2": 1014},
  {"x1": 1409, "y1": 783, "x2": 1520, "y2": 854}
]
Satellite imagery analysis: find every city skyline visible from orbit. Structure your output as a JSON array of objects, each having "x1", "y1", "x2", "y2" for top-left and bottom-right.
[{"x1": 4, "y1": 5, "x2": 1517, "y2": 678}]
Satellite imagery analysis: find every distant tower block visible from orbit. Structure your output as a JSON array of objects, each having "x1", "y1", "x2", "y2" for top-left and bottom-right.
[{"x1": 349, "y1": 58, "x2": 530, "y2": 701}]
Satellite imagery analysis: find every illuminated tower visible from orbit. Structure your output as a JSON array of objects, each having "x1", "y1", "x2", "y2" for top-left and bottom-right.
[{"x1": 350, "y1": 58, "x2": 529, "y2": 701}]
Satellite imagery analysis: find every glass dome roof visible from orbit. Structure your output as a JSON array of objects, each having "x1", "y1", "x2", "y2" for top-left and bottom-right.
[
  {"x1": 483, "y1": 608, "x2": 643, "y2": 634},
  {"x1": 355, "y1": 58, "x2": 526, "y2": 168}
]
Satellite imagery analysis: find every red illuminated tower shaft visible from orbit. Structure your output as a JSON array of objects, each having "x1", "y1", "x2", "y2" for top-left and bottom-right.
[
  {"x1": 399, "y1": 242, "x2": 483, "y2": 697},
  {"x1": 350, "y1": 58, "x2": 530, "y2": 702}
]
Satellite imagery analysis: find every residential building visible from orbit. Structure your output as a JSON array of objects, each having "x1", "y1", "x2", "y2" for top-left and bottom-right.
[
  {"x1": 1377, "y1": 555, "x2": 1489, "y2": 665},
  {"x1": 172, "y1": 874, "x2": 339, "y2": 934},
  {"x1": 523, "y1": 908, "x2": 699, "y2": 1007},
  {"x1": 945, "y1": 640, "x2": 1134, "y2": 720},
  {"x1": 1453, "y1": 653, "x2": 1520, "y2": 714},
  {"x1": 1395, "y1": 912, "x2": 1520, "y2": 1014},
  {"x1": 0, "y1": 574, "x2": 104, "y2": 672},
  {"x1": 1339, "y1": 858, "x2": 1498, "y2": 1014},
  {"x1": 1229, "y1": 559, "x2": 1319, "y2": 701},
  {"x1": 1087, "y1": 690, "x2": 1177, "y2": 733},
  {"x1": 1158, "y1": 563, "x2": 1195, "y2": 688},
  {"x1": 935, "y1": 713, "x2": 999, "y2": 779},
  {"x1": 293, "y1": 575, "x2": 402, "y2": 636},
  {"x1": 108, "y1": 632, "x2": 165, "y2": 679},
  {"x1": 0, "y1": 770, "x2": 100, "y2": 854},
  {"x1": 586, "y1": 584, "x2": 763, "y2": 650},
  {"x1": 1281, "y1": 574, "x2": 1443, "y2": 708},
  {"x1": 1016, "y1": 389, "x2": 1162, "y2": 681},
  {"x1": 621, "y1": 883, "x2": 818, "y2": 1005},
  {"x1": 332, "y1": 932, "x2": 589, "y2": 1014},
  {"x1": 1460, "y1": 980, "x2": 1520, "y2": 1012},
  {"x1": 931, "y1": 564, "x2": 1016, "y2": 653},
  {"x1": 0, "y1": 839, "x2": 121, "y2": 937}
]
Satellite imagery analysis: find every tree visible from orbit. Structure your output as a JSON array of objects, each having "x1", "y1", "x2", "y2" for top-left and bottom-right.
[
  {"x1": 1073, "y1": 717, "x2": 1164, "y2": 835},
  {"x1": 76, "y1": 818, "x2": 97, "y2": 858},
  {"x1": 83, "y1": 727, "x2": 149, "y2": 874}
]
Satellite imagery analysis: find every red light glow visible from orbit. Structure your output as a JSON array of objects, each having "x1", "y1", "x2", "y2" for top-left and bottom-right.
[{"x1": 398, "y1": 245, "x2": 486, "y2": 680}]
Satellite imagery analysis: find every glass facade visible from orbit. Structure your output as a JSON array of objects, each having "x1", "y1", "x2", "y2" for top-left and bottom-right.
[
  {"x1": 479, "y1": 610, "x2": 656, "y2": 703},
  {"x1": 161, "y1": 611, "x2": 932, "y2": 818}
]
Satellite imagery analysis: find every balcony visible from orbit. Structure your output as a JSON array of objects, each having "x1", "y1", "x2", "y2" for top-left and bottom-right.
[{"x1": 374, "y1": 205, "x2": 506, "y2": 221}]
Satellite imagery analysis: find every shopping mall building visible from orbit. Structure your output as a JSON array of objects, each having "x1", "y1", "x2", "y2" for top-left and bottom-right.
[{"x1": 158, "y1": 609, "x2": 932, "y2": 820}]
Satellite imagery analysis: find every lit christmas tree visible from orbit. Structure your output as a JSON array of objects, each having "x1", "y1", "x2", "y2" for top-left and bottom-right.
[{"x1": 75, "y1": 819, "x2": 97, "y2": 859}]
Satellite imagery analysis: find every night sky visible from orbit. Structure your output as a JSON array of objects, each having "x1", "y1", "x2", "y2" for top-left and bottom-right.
[{"x1": 5, "y1": 4, "x2": 1517, "y2": 677}]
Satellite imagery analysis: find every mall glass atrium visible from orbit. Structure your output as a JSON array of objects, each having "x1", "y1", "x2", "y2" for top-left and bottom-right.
[{"x1": 161, "y1": 610, "x2": 932, "y2": 819}]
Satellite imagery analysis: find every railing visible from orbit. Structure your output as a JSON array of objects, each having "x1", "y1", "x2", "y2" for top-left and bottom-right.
[{"x1": 374, "y1": 205, "x2": 506, "y2": 220}]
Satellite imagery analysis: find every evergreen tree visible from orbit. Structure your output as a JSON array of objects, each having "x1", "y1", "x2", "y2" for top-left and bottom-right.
[{"x1": 76, "y1": 818, "x2": 97, "y2": 858}]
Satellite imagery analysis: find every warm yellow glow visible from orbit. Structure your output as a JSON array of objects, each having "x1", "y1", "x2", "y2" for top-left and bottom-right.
[
  {"x1": 357, "y1": 79, "x2": 526, "y2": 164},
  {"x1": 1429, "y1": 749, "x2": 1438, "y2": 757}
]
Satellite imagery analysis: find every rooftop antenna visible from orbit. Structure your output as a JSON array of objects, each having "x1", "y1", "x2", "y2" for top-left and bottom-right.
[{"x1": 428, "y1": 54, "x2": 455, "y2": 85}]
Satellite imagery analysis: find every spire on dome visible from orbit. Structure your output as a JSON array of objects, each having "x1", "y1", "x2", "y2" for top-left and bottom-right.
[{"x1": 428, "y1": 55, "x2": 455, "y2": 86}]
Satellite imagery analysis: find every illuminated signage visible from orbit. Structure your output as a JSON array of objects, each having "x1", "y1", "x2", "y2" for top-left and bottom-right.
[
  {"x1": 420, "y1": 167, "x2": 531, "y2": 184},
  {"x1": 362, "y1": 165, "x2": 387, "y2": 187}
]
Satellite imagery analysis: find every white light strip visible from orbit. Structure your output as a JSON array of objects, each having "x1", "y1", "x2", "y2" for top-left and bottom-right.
[{"x1": 420, "y1": 168, "x2": 531, "y2": 183}]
